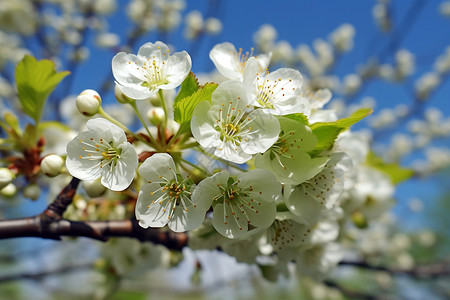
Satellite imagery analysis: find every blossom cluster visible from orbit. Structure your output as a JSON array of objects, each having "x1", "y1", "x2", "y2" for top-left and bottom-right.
[{"x1": 58, "y1": 40, "x2": 394, "y2": 280}]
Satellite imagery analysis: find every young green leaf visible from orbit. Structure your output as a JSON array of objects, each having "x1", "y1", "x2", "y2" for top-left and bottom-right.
[
  {"x1": 174, "y1": 83, "x2": 218, "y2": 134},
  {"x1": 309, "y1": 108, "x2": 372, "y2": 156},
  {"x1": 365, "y1": 151, "x2": 415, "y2": 184},
  {"x1": 173, "y1": 71, "x2": 199, "y2": 105},
  {"x1": 15, "y1": 55, "x2": 69, "y2": 124},
  {"x1": 282, "y1": 113, "x2": 309, "y2": 126}
]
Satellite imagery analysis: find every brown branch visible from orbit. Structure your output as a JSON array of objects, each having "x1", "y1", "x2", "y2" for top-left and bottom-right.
[
  {"x1": 339, "y1": 260, "x2": 450, "y2": 279},
  {"x1": 323, "y1": 280, "x2": 379, "y2": 300},
  {"x1": 0, "y1": 177, "x2": 188, "y2": 250}
]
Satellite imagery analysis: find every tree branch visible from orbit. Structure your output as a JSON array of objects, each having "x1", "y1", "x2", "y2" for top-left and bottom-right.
[
  {"x1": 0, "y1": 177, "x2": 188, "y2": 250},
  {"x1": 339, "y1": 260, "x2": 450, "y2": 279}
]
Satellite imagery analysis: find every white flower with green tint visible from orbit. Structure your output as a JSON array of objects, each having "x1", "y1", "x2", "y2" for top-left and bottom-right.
[
  {"x1": 112, "y1": 41, "x2": 191, "y2": 100},
  {"x1": 286, "y1": 153, "x2": 351, "y2": 226},
  {"x1": 66, "y1": 118, "x2": 138, "y2": 191},
  {"x1": 255, "y1": 117, "x2": 328, "y2": 185},
  {"x1": 192, "y1": 169, "x2": 281, "y2": 239},
  {"x1": 191, "y1": 80, "x2": 280, "y2": 164},
  {"x1": 135, "y1": 153, "x2": 208, "y2": 232}
]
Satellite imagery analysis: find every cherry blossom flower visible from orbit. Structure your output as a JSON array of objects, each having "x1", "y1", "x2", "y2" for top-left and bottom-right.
[
  {"x1": 191, "y1": 80, "x2": 280, "y2": 164},
  {"x1": 135, "y1": 153, "x2": 208, "y2": 232},
  {"x1": 209, "y1": 42, "x2": 271, "y2": 81},
  {"x1": 112, "y1": 41, "x2": 191, "y2": 100},
  {"x1": 255, "y1": 117, "x2": 329, "y2": 185},
  {"x1": 192, "y1": 169, "x2": 281, "y2": 239},
  {"x1": 243, "y1": 58, "x2": 310, "y2": 115},
  {"x1": 66, "y1": 118, "x2": 138, "y2": 191},
  {"x1": 286, "y1": 153, "x2": 351, "y2": 226}
]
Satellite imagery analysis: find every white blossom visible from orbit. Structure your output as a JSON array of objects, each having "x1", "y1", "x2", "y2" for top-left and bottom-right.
[
  {"x1": 191, "y1": 80, "x2": 280, "y2": 164},
  {"x1": 112, "y1": 41, "x2": 191, "y2": 100},
  {"x1": 192, "y1": 170, "x2": 280, "y2": 239},
  {"x1": 66, "y1": 118, "x2": 138, "y2": 191},
  {"x1": 135, "y1": 153, "x2": 208, "y2": 232}
]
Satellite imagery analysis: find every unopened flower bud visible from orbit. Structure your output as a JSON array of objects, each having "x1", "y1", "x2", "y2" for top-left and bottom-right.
[
  {"x1": 0, "y1": 168, "x2": 15, "y2": 190},
  {"x1": 76, "y1": 89, "x2": 102, "y2": 116},
  {"x1": 41, "y1": 154, "x2": 64, "y2": 177},
  {"x1": 205, "y1": 17, "x2": 222, "y2": 35},
  {"x1": 114, "y1": 84, "x2": 134, "y2": 103},
  {"x1": 1, "y1": 183, "x2": 17, "y2": 197},
  {"x1": 83, "y1": 179, "x2": 107, "y2": 198},
  {"x1": 24, "y1": 183, "x2": 41, "y2": 201},
  {"x1": 147, "y1": 107, "x2": 165, "y2": 126}
]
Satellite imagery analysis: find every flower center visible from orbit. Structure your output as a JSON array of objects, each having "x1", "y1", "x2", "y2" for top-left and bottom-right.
[
  {"x1": 255, "y1": 72, "x2": 295, "y2": 109},
  {"x1": 78, "y1": 137, "x2": 122, "y2": 171},
  {"x1": 268, "y1": 130, "x2": 298, "y2": 169},
  {"x1": 149, "y1": 176, "x2": 195, "y2": 220},
  {"x1": 235, "y1": 47, "x2": 254, "y2": 72},
  {"x1": 213, "y1": 98, "x2": 256, "y2": 151},
  {"x1": 212, "y1": 178, "x2": 263, "y2": 229},
  {"x1": 131, "y1": 47, "x2": 171, "y2": 90}
]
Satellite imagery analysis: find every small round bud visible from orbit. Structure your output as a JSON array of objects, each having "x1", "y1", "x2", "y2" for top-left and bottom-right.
[
  {"x1": 40, "y1": 154, "x2": 64, "y2": 177},
  {"x1": 0, "y1": 168, "x2": 15, "y2": 190},
  {"x1": 24, "y1": 184, "x2": 41, "y2": 201},
  {"x1": 114, "y1": 84, "x2": 134, "y2": 104},
  {"x1": 147, "y1": 107, "x2": 165, "y2": 126},
  {"x1": 0, "y1": 183, "x2": 17, "y2": 197},
  {"x1": 205, "y1": 17, "x2": 222, "y2": 35},
  {"x1": 76, "y1": 89, "x2": 102, "y2": 116},
  {"x1": 83, "y1": 179, "x2": 107, "y2": 198}
]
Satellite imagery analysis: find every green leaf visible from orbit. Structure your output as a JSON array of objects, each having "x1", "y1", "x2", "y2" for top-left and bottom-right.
[
  {"x1": 173, "y1": 71, "x2": 199, "y2": 105},
  {"x1": 365, "y1": 151, "x2": 415, "y2": 184},
  {"x1": 282, "y1": 113, "x2": 309, "y2": 125},
  {"x1": 309, "y1": 108, "x2": 372, "y2": 156},
  {"x1": 174, "y1": 83, "x2": 218, "y2": 134},
  {"x1": 15, "y1": 55, "x2": 70, "y2": 124}
]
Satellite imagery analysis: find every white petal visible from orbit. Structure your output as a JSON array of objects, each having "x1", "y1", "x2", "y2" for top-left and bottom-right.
[
  {"x1": 139, "y1": 153, "x2": 176, "y2": 182},
  {"x1": 117, "y1": 83, "x2": 156, "y2": 100},
  {"x1": 213, "y1": 142, "x2": 252, "y2": 164},
  {"x1": 137, "y1": 41, "x2": 170, "y2": 62},
  {"x1": 243, "y1": 199, "x2": 276, "y2": 228},
  {"x1": 161, "y1": 51, "x2": 192, "y2": 90},
  {"x1": 279, "y1": 117, "x2": 317, "y2": 152},
  {"x1": 211, "y1": 80, "x2": 249, "y2": 107},
  {"x1": 192, "y1": 174, "x2": 222, "y2": 210},
  {"x1": 168, "y1": 206, "x2": 206, "y2": 232},
  {"x1": 240, "y1": 110, "x2": 280, "y2": 154},
  {"x1": 135, "y1": 183, "x2": 170, "y2": 228},
  {"x1": 255, "y1": 150, "x2": 328, "y2": 185},
  {"x1": 112, "y1": 52, "x2": 147, "y2": 85},
  {"x1": 209, "y1": 42, "x2": 243, "y2": 81},
  {"x1": 286, "y1": 186, "x2": 323, "y2": 226},
  {"x1": 191, "y1": 101, "x2": 221, "y2": 148},
  {"x1": 100, "y1": 142, "x2": 138, "y2": 191},
  {"x1": 65, "y1": 131, "x2": 103, "y2": 181},
  {"x1": 237, "y1": 169, "x2": 281, "y2": 202},
  {"x1": 86, "y1": 118, "x2": 127, "y2": 145},
  {"x1": 212, "y1": 203, "x2": 248, "y2": 239}
]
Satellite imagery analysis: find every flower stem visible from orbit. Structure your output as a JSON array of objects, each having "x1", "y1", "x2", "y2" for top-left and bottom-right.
[
  {"x1": 180, "y1": 158, "x2": 212, "y2": 177},
  {"x1": 97, "y1": 107, "x2": 130, "y2": 133},
  {"x1": 128, "y1": 101, "x2": 160, "y2": 151},
  {"x1": 158, "y1": 90, "x2": 168, "y2": 147}
]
